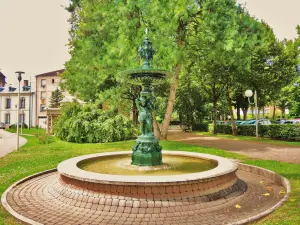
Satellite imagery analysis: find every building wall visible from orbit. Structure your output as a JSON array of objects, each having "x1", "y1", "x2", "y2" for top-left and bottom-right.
[
  {"x1": 0, "y1": 91, "x2": 36, "y2": 127},
  {"x1": 35, "y1": 70, "x2": 77, "y2": 128}
]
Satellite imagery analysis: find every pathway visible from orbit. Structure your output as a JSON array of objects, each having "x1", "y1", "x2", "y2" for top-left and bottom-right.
[
  {"x1": 167, "y1": 130, "x2": 300, "y2": 164},
  {"x1": 0, "y1": 129, "x2": 27, "y2": 158}
]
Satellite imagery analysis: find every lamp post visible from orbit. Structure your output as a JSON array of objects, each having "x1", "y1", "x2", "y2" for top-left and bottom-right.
[
  {"x1": 16, "y1": 71, "x2": 25, "y2": 151},
  {"x1": 245, "y1": 90, "x2": 258, "y2": 139}
]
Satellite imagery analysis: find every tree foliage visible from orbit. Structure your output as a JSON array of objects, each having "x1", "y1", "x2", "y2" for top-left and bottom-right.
[
  {"x1": 55, "y1": 102, "x2": 137, "y2": 143},
  {"x1": 49, "y1": 88, "x2": 64, "y2": 108}
]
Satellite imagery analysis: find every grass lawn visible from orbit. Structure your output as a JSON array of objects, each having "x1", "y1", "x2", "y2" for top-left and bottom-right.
[
  {"x1": 196, "y1": 131, "x2": 300, "y2": 147},
  {"x1": 0, "y1": 129, "x2": 299, "y2": 224}
]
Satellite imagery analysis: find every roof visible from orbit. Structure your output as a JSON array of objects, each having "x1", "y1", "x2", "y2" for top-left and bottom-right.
[
  {"x1": 35, "y1": 69, "x2": 65, "y2": 78},
  {"x1": 0, "y1": 71, "x2": 6, "y2": 78}
]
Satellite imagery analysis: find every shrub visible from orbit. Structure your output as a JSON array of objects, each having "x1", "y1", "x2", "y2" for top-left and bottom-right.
[
  {"x1": 9, "y1": 123, "x2": 28, "y2": 129},
  {"x1": 34, "y1": 132, "x2": 56, "y2": 144},
  {"x1": 55, "y1": 103, "x2": 138, "y2": 143},
  {"x1": 216, "y1": 124, "x2": 300, "y2": 141},
  {"x1": 215, "y1": 125, "x2": 232, "y2": 134},
  {"x1": 192, "y1": 120, "x2": 210, "y2": 132}
]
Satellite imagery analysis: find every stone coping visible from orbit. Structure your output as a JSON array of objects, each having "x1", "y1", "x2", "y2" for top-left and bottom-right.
[{"x1": 57, "y1": 151, "x2": 238, "y2": 185}]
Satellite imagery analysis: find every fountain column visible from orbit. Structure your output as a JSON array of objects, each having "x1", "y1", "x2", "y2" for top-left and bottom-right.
[{"x1": 131, "y1": 29, "x2": 163, "y2": 166}]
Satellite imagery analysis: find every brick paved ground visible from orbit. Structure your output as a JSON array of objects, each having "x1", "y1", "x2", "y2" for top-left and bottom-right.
[
  {"x1": 167, "y1": 130, "x2": 300, "y2": 164},
  {"x1": 5, "y1": 170, "x2": 284, "y2": 225},
  {"x1": 0, "y1": 129, "x2": 27, "y2": 158}
]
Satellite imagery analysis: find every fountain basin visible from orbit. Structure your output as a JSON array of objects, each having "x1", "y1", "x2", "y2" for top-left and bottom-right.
[
  {"x1": 56, "y1": 151, "x2": 240, "y2": 201},
  {"x1": 119, "y1": 68, "x2": 171, "y2": 86},
  {"x1": 2, "y1": 151, "x2": 290, "y2": 225}
]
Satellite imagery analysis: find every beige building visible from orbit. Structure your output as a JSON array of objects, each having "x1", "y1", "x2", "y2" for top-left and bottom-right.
[{"x1": 35, "y1": 69, "x2": 64, "y2": 128}]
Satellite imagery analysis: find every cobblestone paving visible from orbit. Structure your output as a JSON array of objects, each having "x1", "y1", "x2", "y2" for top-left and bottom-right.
[{"x1": 5, "y1": 170, "x2": 284, "y2": 225}]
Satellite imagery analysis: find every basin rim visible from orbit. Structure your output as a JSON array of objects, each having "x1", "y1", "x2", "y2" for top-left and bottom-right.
[{"x1": 57, "y1": 150, "x2": 237, "y2": 185}]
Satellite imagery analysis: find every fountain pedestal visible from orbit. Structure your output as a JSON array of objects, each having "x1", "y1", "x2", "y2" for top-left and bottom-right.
[{"x1": 132, "y1": 135, "x2": 162, "y2": 166}]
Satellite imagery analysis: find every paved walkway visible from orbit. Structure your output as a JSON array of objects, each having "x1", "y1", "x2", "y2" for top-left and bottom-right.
[
  {"x1": 0, "y1": 129, "x2": 27, "y2": 158},
  {"x1": 167, "y1": 130, "x2": 300, "y2": 164}
]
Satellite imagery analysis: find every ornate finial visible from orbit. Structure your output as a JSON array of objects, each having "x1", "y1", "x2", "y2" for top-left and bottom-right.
[{"x1": 138, "y1": 28, "x2": 155, "y2": 69}]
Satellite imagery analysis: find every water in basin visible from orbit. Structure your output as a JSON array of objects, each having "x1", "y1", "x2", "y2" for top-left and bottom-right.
[{"x1": 78, "y1": 154, "x2": 218, "y2": 176}]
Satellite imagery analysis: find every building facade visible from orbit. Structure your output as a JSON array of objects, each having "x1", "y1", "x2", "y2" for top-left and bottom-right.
[
  {"x1": 35, "y1": 69, "x2": 64, "y2": 128},
  {"x1": 0, "y1": 80, "x2": 36, "y2": 128}
]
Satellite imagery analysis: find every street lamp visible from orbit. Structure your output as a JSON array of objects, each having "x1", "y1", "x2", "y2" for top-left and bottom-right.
[
  {"x1": 245, "y1": 90, "x2": 258, "y2": 139},
  {"x1": 16, "y1": 71, "x2": 25, "y2": 151}
]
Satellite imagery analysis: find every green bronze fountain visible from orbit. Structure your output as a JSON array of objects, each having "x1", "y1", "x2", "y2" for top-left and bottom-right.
[{"x1": 121, "y1": 28, "x2": 170, "y2": 166}]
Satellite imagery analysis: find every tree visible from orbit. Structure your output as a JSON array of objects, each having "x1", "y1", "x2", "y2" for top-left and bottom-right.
[
  {"x1": 174, "y1": 65, "x2": 210, "y2": 130},
  {"x1": 189, "y1": 0, "x2": 266, "y2": 135},
  {"x1": 49, "y1": 88, "x2": 64, "y2": 108},
  {"x1": 63, "y1": 0, "x2": 207, "y2": 139}
]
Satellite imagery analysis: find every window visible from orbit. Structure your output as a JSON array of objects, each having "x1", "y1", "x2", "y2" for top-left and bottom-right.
[
  {"x1": 6, "y1": 98, "x2": 11, "y2": 109},
  {"x1": 52, "y1": 79, "x2": 55, "y2": 84},
  {"x1": 20, "y1": 114, "x2": 25, "y2": 124},
  {"x1": 5, "y1": 114, "x2": 10, "y2": 124},
  {"x1": 41, "y1": 79, "x2": 46, "y2": 88},
  {"x1": 41, "y1": 91, "x2": 46, "y2": 98},
  {"x1": 20, "y1": 97, "x2": 25, "y2": 109},
  {"x1": 41, "y1": 92, "x2": 46, "y2": 103},
  {"x1": 40, "y1": 104, "x2": 46, "y2": 112}
]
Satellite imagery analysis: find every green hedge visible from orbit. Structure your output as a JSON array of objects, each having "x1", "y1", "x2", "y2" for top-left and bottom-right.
[
  {"x1": 216, "y1": 124, "x2": 300, "y2": 141},
  {"x1": 192, "y1": 121, "x2": 211, "y2": 132}
]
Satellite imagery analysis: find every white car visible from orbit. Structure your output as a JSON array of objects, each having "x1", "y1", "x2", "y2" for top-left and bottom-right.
[{"x1": 283, "y1": 120, "x2": 300, "y2": 124}]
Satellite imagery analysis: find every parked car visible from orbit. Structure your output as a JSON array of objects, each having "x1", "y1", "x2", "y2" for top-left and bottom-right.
[
  {"x1": 239, "y1": 120, "x2": 256, "y2": 125},
  {"x1": 240, "y1": 119, "x2": 271, "y2": 125},
  {"x1": 282, "y1": 120, "x2": 300, "y2": 124},
  {"x1": 0, "y1": 122, "x2": 5, "y2": 129},
  {"x1": 235, "y1": 120, "x2": 245, "y2": 125},
  {"x1": 222, "y1": 120, "x2": 246, "y2": 125}
]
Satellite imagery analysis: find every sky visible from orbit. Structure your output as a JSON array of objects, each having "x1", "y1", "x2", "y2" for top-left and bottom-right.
[{"x1": 1, "y1": 0, "x2": 300, "y2": 86}]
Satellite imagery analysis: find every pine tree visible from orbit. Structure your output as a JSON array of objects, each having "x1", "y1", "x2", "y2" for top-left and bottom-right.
[{"x1": 49, "y1": 88, "x2": 64, "y2": 108}]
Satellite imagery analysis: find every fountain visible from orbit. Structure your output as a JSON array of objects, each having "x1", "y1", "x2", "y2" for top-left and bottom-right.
[
  {"x1": 1, "y1": 29, "x2": 290, "y2": 225},
  {"x1": 121, "y1": 28, "x2": 170, "y2": 166}
]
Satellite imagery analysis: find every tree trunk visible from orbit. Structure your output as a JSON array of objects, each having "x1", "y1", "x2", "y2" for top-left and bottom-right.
[
  {"x1": 132, "y1": 99, "x2": 138, "y2": 125},
  {"x1": 262, "y1": 107, "x2": 265, "y2": 119},
  {"x1": 152, "y1": 112, "x2": 161, "y2": 140},
  {"x1": 160, "y1": 64, "x2": 182, "y2": 139},
  {"x1": 242, "y1": 109, "x2": 248, "y2": 120},
  {"x1": 212, "y1": 100, "x2": 218, "y2": 134},
  {"x1": 236, "y1": 103, "x2": 241, "y2": 120},
  {"x1": 272, "y1": 105, "x2": 276, "y2": 119},
  {"x1": 160, "y1": 21, "x2": 183, "y2": 140},
  {"x1": 257, "y1": 107, "x2": 260, "y2": 120},
  {"x1": 225, "y1": 86, "x2": 237, "y2": 135}
]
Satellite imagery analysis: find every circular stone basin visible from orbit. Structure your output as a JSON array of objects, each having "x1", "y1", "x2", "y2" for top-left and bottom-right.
[
  {"x1": 2, "y1": 150, "x2": 290, "y2": 225},
  {"x1": 57, "y1": 151, "x2": 238, "y2": 184},
  {"x1": 78, "y1": 154, "x2": 218, "y2": 176}
]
